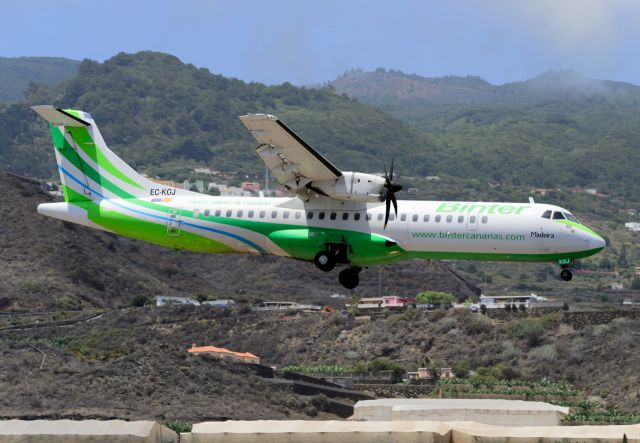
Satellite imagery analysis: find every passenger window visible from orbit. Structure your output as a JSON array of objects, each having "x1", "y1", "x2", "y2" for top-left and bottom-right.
[
  {"x1": 389, "y1": 214, "x2": 395, "y2": 222},
  {"x1": 366, "y1": 213, "x2": 372, "y2": 221},
  {"x1": 259, "y1": 211, "x2": 266, "y2": 218},
  {"x1": 377, "y1": 213, "x2": 384, "y2": 221},
  {"x1": 204, "y1": 209, "x2": 210, "y2": 217},
  {"x1": 481, "y1": 216, "x2": 488, "y2": 224},
  {"x1": 283, "y1": 211, "x2": 289, "y2": 219},
  {"x1": 237, "y1": 210, "x2": 243, "y2": 217},
  {"x1": 354, "y1": 213, "x2": 360, "y2": 221},
  {"x1": 458, "y1": 215, "x2": 464, "y2": 223},
  {"x1": 295, "y1": 212, "x2": 301, "y2": 219},
  {"x1": 226, "y1": 210, "x2": 232, "y2": 217},
  {"x1": 307, "y1": 211, "x2": 314, "y2": 219},
  {"x1": 330, "y1": 212, "x2": 337, "y2": 220},
  {"x1": 542, "y1": 210, "x2": 552, "y2": 219},
  {"x1": 248, "y1": 210, "x2": 254, "y2": 218},
  {"x1": 271, "y1": 211, "x2": 277, "y2": 218},
  {"x1": 342, "y1": 212, "x2": 349, "y2": 221},
  {"x1": 215, "y1": 210, "x2": 221, "y2": 217},
  {"x1": 193, "y1": 209, "x2": 200, "y2": 217},
  {"x1": 469, "y1": 215, "x2": 476, "y2": 223},
  {"x1": 423, "y1": 215, "x2": 430, "y2": 222},
  {"x1": 435, "y1": 215, "x2": 441, "y2": 222},
  {"x1": 319, "y1": 212, "x2": 325, "y2": 220},
  {"x1": 412, "y1": 214, "x2": 418, "y2": 222},
  {"x1": 400, "y1": 214, "x2": 407, "y2": 222},
  {"x1": 446, "y1": 215, "x2": 453, "y2": 223},
  {"x1": 553, "y1": 212, "x2": 565, "y2": 220}
]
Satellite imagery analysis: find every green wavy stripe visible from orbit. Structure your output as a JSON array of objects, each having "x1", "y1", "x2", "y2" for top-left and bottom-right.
[{"x1": 66, "y1": 125, "x2": 144, "y2": 190}]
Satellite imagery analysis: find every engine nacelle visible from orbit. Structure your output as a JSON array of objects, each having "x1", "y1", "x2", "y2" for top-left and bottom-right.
[{"x1": 308, "y1": 172, "x2": 385, "y2": 202}]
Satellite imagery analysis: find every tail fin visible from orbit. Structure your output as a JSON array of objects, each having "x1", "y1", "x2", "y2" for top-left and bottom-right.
[{"x1": 32, "y1": 105, "x2": 185, "y2": 202}]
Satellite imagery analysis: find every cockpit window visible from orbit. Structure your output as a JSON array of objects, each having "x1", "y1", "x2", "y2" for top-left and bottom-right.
[
  {"x1": 552, "y1": 211, "x2": 565, "y2": 220},
  {"x1": 542, "y1": 210, "x2": 552, "y2": 219},
  {"x1": 563, "y1": 212, "x2": 579, "y2": 224}
]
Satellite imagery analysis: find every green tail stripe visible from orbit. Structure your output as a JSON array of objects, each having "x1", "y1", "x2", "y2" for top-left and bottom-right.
[{"x1": 66, "y1": 126, "x2": 144, "y2": 190}]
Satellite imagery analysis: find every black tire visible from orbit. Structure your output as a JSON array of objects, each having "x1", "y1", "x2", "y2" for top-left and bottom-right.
[
  {"x1": 314, "y1": 251, "x2": 336, "y2": 272},
  {"x1": 560, "y1": 269, "x2": 573, "y2": 281},
  {"x1": 339, "y1": 268, "x2": 360, "y2": 289}
]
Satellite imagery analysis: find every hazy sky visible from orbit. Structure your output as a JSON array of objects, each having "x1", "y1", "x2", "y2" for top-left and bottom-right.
[{"x1": 2, "y1": 0, "x2": 640, "y2": 85}]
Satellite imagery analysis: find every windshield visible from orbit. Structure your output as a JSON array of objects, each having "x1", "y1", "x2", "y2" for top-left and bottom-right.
[{"x1": 563, "y1": 212, "x2": 580, "y2": 224}]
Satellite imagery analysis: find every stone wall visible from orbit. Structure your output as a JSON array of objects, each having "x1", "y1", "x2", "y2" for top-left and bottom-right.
[
  {"x1": 484, "y1": 308, "x2": 640, "y2": 328},
  {"x1": 354, "y1": 383, "x2": 434, "y2": 398}
]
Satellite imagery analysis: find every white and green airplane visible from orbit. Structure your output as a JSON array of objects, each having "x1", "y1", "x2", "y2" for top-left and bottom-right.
[{"x1": 32, "y1": 106, "x2": 605, "y2": 289}]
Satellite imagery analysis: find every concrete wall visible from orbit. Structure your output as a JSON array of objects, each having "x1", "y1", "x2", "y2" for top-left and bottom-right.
[
  {"x1": 0, "y1": 420, "x2": 177, "y2": 443},
  {"x1": 181, "y1": 420, "x2": 451, "y2": 443},
  {"x1": 181, "y1": 420, "x2": 640, "y2": 443}
]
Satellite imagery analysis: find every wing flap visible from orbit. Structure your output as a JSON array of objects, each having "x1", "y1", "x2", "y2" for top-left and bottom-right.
[{"x1": 240, "y1": 114, "x2": 342, "y2": 185}]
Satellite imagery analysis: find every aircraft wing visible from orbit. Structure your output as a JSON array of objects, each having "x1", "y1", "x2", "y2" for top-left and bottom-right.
[{"x1": 239, "y1": 114, "x2": 342, "y2": 187}]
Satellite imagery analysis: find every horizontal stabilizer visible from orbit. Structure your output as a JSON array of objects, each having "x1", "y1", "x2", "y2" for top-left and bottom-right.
[{"x1": 31, "y1": 105, "x2": 90, "y2": 127}]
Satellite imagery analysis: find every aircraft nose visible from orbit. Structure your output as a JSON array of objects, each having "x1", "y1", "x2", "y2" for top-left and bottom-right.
[{"x1": 593, "y1": 234, "x2": 606, "y2": 250}]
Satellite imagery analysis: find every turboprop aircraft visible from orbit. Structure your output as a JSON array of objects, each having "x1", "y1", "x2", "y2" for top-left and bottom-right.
[{"x1": 32, "y1": 106, "x2": 605, "y2": 289}]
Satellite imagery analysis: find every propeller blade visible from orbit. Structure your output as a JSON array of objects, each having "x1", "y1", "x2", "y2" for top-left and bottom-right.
[
  {"x1": 384, "y1": 196, "x2": 391, "y2": 229},
  {"x1": 391, "y1": 192, "x2": 398, "y2": 216},
  {"x1": 383, "y1": 163, "x2": 389, "y2": 182},
  {"x1": 389, "y1": 157, "x2": 395, "y2": 182}
]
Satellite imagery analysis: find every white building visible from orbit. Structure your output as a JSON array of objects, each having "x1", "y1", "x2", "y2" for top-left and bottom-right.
[
  {"x1": 625, "y1": 222, "x2": 640, "y2": 232},
  {"x1": 156, "y1": 296, "x2": 200, "y2": 307},
  {"x1": 479, "y1": 293, "x2": 548, "y2": 309}
]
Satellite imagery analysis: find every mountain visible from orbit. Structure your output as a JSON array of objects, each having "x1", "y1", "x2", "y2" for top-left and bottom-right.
[
  {"x1": 0, "y1": 51, "x2": 433, "y2": 181},
  {"x1": 330, "y1": 69, "x2": 640, "y2": 200},
  {"x1": 0, "y1": 56, "x2": 80, "y2": 102},
  {"x1": 0, "y1": 172, "x2": 478, "y2": 312}
]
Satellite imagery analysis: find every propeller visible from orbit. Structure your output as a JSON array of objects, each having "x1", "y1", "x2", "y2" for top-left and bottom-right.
[{"x1": 381, "y1": 158, "x2": 403, "y2": 229}]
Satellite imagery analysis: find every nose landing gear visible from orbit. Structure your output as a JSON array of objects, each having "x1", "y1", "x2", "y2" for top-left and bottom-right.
[{"x1": 560, "y1": 269, "x2": 573, "y2": 281}]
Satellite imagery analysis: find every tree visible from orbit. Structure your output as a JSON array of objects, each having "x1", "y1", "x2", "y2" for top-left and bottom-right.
[
  {"x1": 453, "y1": 361, "x2": 470, "y2": 378},
  {"x1": 131, "y1": 294, "x2": 150, "y2": 307},
  {"x1": 416, "y1": 291, "x2": 455, "y2": 306},
  {"x1": 631, "y1": 277, "x2": 640, "y2": 290}
]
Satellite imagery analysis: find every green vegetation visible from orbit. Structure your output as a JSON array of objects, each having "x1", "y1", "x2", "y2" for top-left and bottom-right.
[
  {"x1": 0, "y1": 56, "x2": 80, "y2": 102},
  {"x1": 164, "y1": 420, "x2": 192, "y2": 433},
  {"x1": 131, "y1": 294, "x2": 151, "y2": 307},
  {"x1": 332, "y1": 68, "x2": 640, "y2": 201},
  {"x1": 0, "y1": 51, "x2": 430, "y2": 181},
  {"x1": 416, "y1": 291, "x2": 455, "y2": 305}
]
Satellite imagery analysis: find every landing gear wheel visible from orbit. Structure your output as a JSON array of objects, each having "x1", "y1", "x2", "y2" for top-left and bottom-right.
[
  {"x1": 314, "y1": 251, "x2": 336, "y2": 272},
  {"x1": 339, "y1": 268, "x2": 360, "y2": 289},
  {"x1": 560, "y1": 269, "x2": 573, "y2": 281}
]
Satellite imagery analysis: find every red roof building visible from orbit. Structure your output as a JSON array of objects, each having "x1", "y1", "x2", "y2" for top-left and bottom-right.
[{"x1": 188, "y1": 344, "x2": 260, "y2": 364}]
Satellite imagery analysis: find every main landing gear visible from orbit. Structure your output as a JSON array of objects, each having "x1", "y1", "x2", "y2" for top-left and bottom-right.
[
  {"x1": 313, "y1": 243, "x2": 361, "y2": 289},
  {"x1": 339, "y1": 267, "x2": 361, "y2": 290}
]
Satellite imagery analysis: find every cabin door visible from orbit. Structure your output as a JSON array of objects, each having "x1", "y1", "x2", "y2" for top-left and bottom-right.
[{"x1": 166, "y1": 208, "x2": 182, "y2": 237}]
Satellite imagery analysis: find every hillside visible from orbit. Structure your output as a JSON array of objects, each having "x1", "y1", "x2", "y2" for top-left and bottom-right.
[
  {"x1": 330, "y1": 69, "x2": 640, "y2": 200},
  {"x1": 0, "y1": 51, "x2": 433, "y2": 181},
  {"x1": 0, "y1": 56, "x2": 80, "y2": 102},
  {"x1": 2, "y1": 305, "x2": 639, "y2": 421},
  {"x1": 0, "y1": 172, "x2": 478, "y2": 312}
]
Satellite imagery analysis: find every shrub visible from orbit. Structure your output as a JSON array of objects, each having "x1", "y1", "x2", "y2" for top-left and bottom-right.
[
  {"x1": 509, "y1": 318, "x2": 544, "y2": 347},
  {"x1": 165, "y1": 421, "x2": 192, "y2": 433},
  {"x1": 453, "y1": 361, "x2": 469, "y2": 378},
  {"x1": 131, "y1": 294, "x2": 150, "y2": 307},
  {"x1": 416, "y1": 291, "x2": 455, "y2": 306}
]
